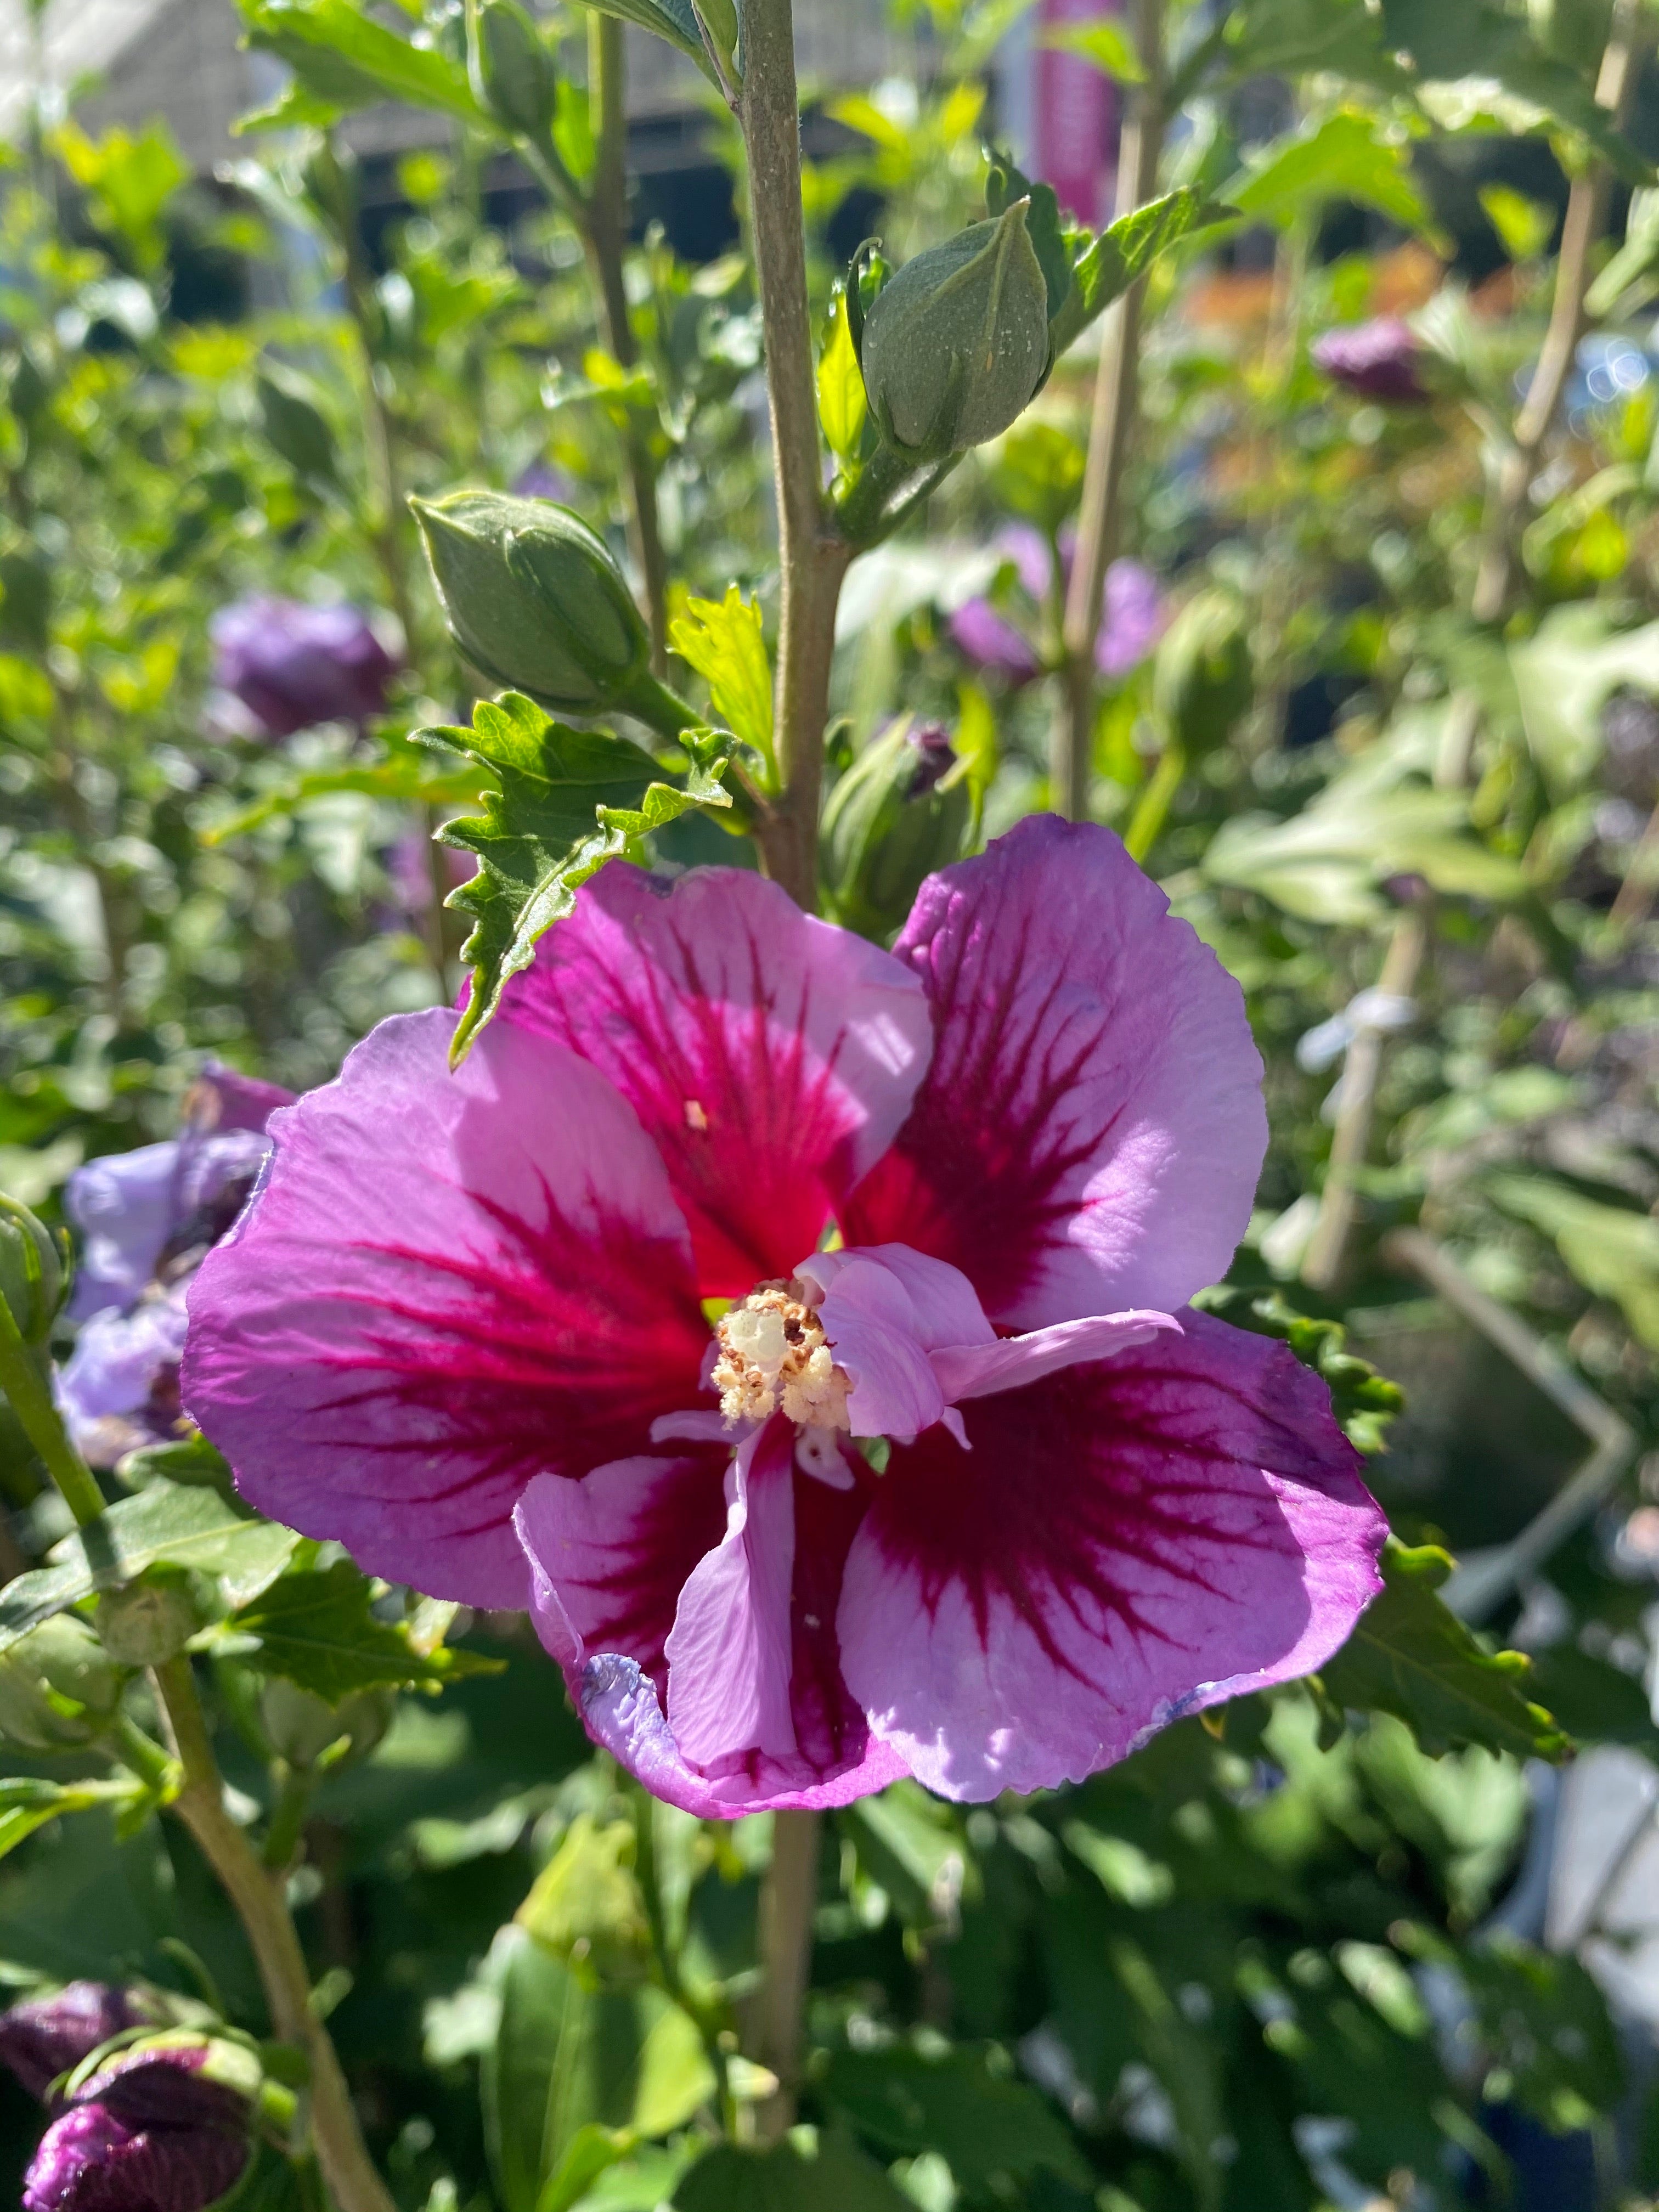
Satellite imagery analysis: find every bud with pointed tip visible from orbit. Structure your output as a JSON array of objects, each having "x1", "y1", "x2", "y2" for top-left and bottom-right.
[
  {"x1": 1150, "y1": 590, "x2": 1253, "y2": 759},
  {"x1": 413, "y1": 490, "x2": 684, "y2": 731},
  {"x1": 468, "y1": 0, "x2": 558, "y2": 141},
  {"x1": 94, "y1": 1573, "x2": 200, "y2": 1670},
  {"x1": 0, "y1": 1194, "x2": 67, "y2": 1347},
  {"x1": 858, "y1": 202, "x2": 1052, "y2": 461},
  {"x1": 822, "y1": 719, "x2": 973, "y2": 940}
]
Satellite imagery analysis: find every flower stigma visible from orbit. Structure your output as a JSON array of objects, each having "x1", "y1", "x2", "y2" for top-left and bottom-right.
[{"x1": 712, "y1": 1279, "x2": 851, "y2": 1432}]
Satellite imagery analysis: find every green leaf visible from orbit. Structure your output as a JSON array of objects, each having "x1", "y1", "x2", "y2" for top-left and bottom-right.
[
  {"x1": 673, "y1": 2135, "x2": 912, "y2": 2212},
  {"x1": 1525, "y1": 1646, "x2": 1659, "y2": 1752},
  {"x1": 1318, "y1": 1541, "x2": 1569, "y2": 1762},
  {"x1": 484, "y1": 1928, "x2": 713, "y2": 2212},
  {"x1": 1378, "y1": 0, "x2": 1652, "y2": 185},
  {"x1": 0, "y1": 1481, "x2": 298, "y2": 1658},
  {"x1": 1215, "y1": 0, "x2": 1402, "y2": 91},
  {"x1": 1505, "y1": 603, "x2": 1659, "y2": 795},
  {"x1": 1227, "y1": 109, "x2": 1434, "y2": 236},
  {"x1": 667, "y1": 586, "x2": 774, "y2": 764},
  {"x1": 817, "y1": 285, "x2": 868, "y2": 468},
  {"x1": 1037, "y1": 16, "x2": 1144, "y2": 81},
  {"x1": 821, "y1": 2042, "x2": 1091, "y2": 2195},
  {"x1": 202, "y1": 751, "x2": 487, "y2": 844},
  {"x1": 420, "y1": 693, "x2": 730, "y2": 1059},
  {"x1": 0, "y1": 1779, "x2": 140, "y2": 1863},
  {"x1": 565, "y1": 0, "x2": 717, "y2": 82},
  {"x1": 1479, "y1": 182, "x2": 1555, "y2": 263},
  {"x1": 227, "y1": 1560, "x2": 493, "y2": 1700},
  {"x1": 837, "y1": 1780, "x2": 977, "y2": 1932},
  {"x1": 1052, "y1": 187, "x2": 1233, "y2": 356},
  {"x1": 238, "y1": 0, "x2": 489, "y2": 126},
  {"x1": 1487, "y1": 1174, "x2": 1659, "y2": 1350}
]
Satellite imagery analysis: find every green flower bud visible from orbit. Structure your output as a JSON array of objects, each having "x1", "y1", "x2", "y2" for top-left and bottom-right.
[
  {"x1": 94, "y1": 1572, "x2": 200, "y2": 1669},
  {"x1": 1150, "y1": 590, "x2": 1254, "y2": 759},
  {"x1": 412, "y1": 490, "x2": 653, "y2": 716},
  {"x1": 0, "y1": 1194, "x2": 67, "y2": 1347},
  {"x1": 822, "y1": 719, "x2": 973, "y2": 941},
  {"x1": 859, "y1": 201, "x2": 1052, "y2": 461},
  {"x1": 256, "y1": 366, "x2": 338, "y2": 487},
  {"x1": 259, "y1": 1679, "x2": 394, "y2": 1770},
  {"x1": 469, "y1": 0, "x2": 558, "y2": 140},
  {"x1": 0, "y1": 1617, "x2": 123, "y2": 1753}
]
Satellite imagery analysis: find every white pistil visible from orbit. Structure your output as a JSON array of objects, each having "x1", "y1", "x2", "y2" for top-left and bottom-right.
[{"x1": 712, "y1": 1279, "x2": 851, "y2": 1433}]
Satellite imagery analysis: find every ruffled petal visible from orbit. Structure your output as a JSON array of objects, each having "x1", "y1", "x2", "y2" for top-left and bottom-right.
[
  {"x1": 183, "y1": 1008, "x2": 708, "y2": 1607},
  {"x1": 517, "y1": 1423, "x2": 907, "y2": 1815},
  {"x1": 64, "y1": 1144, "x2": 180, "y2": 1320},
  {"x1": 844, "y1": 817, "x2": 1267, "y2": 1326},
  {"x1": 493, "y1": 865, "x2": 933, "y2": 1294},
  {"x1": 932, "y1": 1310, "x2": 1176, "y2": 1402},
  {"x1": 837, "y1": 1313, "x2": 1386, "y2": 1801}
]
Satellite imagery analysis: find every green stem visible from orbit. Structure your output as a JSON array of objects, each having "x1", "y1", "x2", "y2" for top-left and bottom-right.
[
  {"x1": 150, "y1": 1658, "x2": 396, "y2": 2212},
  {"x1": 623, "y1": 669, "x2": 703, "y2": 744},
  {"x1": 112, "y1": 1714, "x2": 180, "y2": 1796},
  {"x1": 262, "y1": 1760, "x2": 316, "y2": 1875},
  {"x1": 0, "y1": 1300, "x2": 105, "y2": 1529},
  {"x1": 747, "y1": 1808, "x2": 819, "y2": 2142},
  {"x1": 1123, "y1": 737, "x2": 1184, "y2": 864},
  {"x1": 737, "y1": 0, "x2": 846, "y2": 910}
]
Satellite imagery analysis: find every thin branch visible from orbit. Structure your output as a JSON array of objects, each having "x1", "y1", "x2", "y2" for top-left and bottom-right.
[
  {"x1": 747, "y1": 1807, "x2": 820, "y2": 2141},
  {"x1": 1053, "y1": 0, "x2": 1165, "y2": 822},
  {"x1": 151, "y1": 1658, "x2": 397, "y2": 2212},
  {"x1": 737, "y1": 0, "x2": 846, "y2": 909}
]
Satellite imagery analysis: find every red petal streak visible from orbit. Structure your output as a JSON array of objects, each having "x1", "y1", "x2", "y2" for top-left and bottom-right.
[{"x1": 838, "y1": 1313, "x2": 1386, "y2": 1800}]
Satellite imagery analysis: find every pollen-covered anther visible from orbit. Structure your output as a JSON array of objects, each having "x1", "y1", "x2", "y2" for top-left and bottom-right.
[{"x1": 712, "y1": 1279, "x2": 851, "y2": 1432}]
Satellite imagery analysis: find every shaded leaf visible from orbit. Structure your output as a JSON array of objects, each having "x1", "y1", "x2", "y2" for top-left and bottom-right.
[
  {"x1": 228, "y1": 1560, "x2": 495, "y2": 1701},
  {"x1": 566, "y1": 0, "x2": 717, "y2": 82},
  {"x1": 1228, "y1": 108, "x2": 1434, "y2": 235},
  {"x1": 821, "y1": 2041, "x2": 1091, "y2": 2194},
  {"x1": 673, "y1": 2135, "x2": 911, "y2": 2212},
  {"x1": 1318, "y1": 1542, "x2": 1569, "y2": 1762},
  {"x1": 1488, "y1": 1174, "x2": 1659, "y2": 1350},
  {"x1": 0, "y1": 1481, "x2": 298, "y2": 1658}
]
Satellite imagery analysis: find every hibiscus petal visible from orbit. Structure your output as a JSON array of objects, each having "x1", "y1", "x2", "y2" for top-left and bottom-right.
[
  {"x1": 931, "y1": 1309, "x2": 1177, "y2": 1402},
  {"x1": 837, "y1": 1312, "x2": 1386, "y2": 1801},
  {"x1": 665, "y1": 1423, "x2": 798, "y2": 1764},
  {"x1": 64, "y1": 1143, "x2": 180, "y2": 1320},
  {"x1": 843, "y1": 817, "x2": 1267, "y2": 1326},
  {"x1": 183, "y1": 1008, "x2": 708, "y2": 1608},
  {"x1": 517, "y1": 1424, "x2": 907, "y2": 1814},
  {"x1": 493, "y1": 865, "x2": 933, "y2": 1294}
]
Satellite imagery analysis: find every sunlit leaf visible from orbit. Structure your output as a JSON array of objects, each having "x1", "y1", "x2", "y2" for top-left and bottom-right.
[
  {"x1": 817, "y1": 285, "x2": 868, "y2": 467},
  {"x1": 668, "y1": 586, "x2": 774, "y2": 763}
]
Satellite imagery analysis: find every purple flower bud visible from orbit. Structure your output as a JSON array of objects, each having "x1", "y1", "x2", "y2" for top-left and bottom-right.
[
  {"x1": 1311, "y1": 317, "x2": 1429, "y2": 404},
  {"x1": 0, "y1": 1986, "x2": 146, "y2": 2107},
  {"x1": 23, "y1": 2103, "x2": 249, "y2": 2212},
  {"x1": 903, "y1": 721, "x2": 957, "y2": 797},
  {"x1": 950, "y1": 529, "x2": 1164, "y2": 683},
  {"x1": 73, "y1": 2040, "x2": 255, "y2": 2138},
  {"x1": 208, "y1": 596, "x2": 399, "y2": 741}
]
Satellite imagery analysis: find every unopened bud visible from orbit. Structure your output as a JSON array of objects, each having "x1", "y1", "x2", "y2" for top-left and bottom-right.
[
  {"x1": 0, "y1": 1195, "x2": 67, "y2": 1347},
  {"x1": 413, "y1": 490, "x2": 654, "y2": 716},
  {"x1": 259, "y1": 1679, "x2": 393, "y2": 1770},
  {"x1": 0, "y1": 1984, "x2": 153, "y2": 2107},
  {"x1": 822, "y1": 719, "x2": 972, "y2": 940},
  {"x1": 1150, "y1": 590, "x2": 1253, "y2": 758},
  {"x1": 469, "y1": 0, "x2": 558, "y2": 140},
  {"x1": 859, "y1": 202, "x2": 1052, "y2": 460},
  {"x1": 94, "y1": 1574, "x2": 199, "y2": 1669},
  {"x1": 256, "y1": 366, "x2": 338, "y2": 486},
  {"x1": 0, "y1": 1618, "x2": 123, "y2": 1754}
]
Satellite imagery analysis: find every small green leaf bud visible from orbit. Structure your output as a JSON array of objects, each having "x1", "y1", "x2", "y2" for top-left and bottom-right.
[
  {"x1": 412, "y1": 490, "x2": 653, "y2": 716},
  {"x1": 0, "y1": 1193, "x2": 67, "y2": 1347},
  {"x1": 822, "y1": 719, "x2": 973, "y2": 941},
  {"x1": 256, "y1": 366, "x2": 338, "y2": 487},
  {"x1": 468, "y1": 0, "x2": 558, "y2": 141},
  {"x1": 0, "y1": 1617, "x2": 123, "y2": 1753},
  {"x1": 859, "y1": 201, "x2": 1052, "y2": 461},
  {"x1": 259, "y1": 1679, "x2": 394, "y2": 1771},
  {"x1": 1151, "y1": 589, "x2": 1254, "y2": 758},
  {"x1": 94, "y1": 1572, "x2": 200, "y2": 1669}
]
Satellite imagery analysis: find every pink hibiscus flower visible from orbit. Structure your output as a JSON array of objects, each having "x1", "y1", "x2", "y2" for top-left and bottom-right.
[{"x1": 182, "y1": 817, "x2": 1384, "y2": 1814}]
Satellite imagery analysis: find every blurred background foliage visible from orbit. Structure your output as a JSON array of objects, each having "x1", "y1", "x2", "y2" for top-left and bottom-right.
[{"x1": 19, "y1": 0, "x2": 1659, "y2": 2206}]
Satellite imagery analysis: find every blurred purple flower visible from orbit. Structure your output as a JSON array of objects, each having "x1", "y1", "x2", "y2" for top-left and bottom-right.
[
  {"x1": 0, "y1": 1987, "x2": 149, "y2": 2109},
  {"x1": 59, "y1": 1068, "x2": 294, "y2": 1468},
  {"x1": 208, "y1": 597, "x2": 399, "y2": 742},
  {"x1": 950, "y1": 528, "x2": 1164, "y2": 683},
  {"x1": 512, "y1": 460, "x2": 579, "y2": 505},
  {"x1": 386, "y1": 831, "x2": 479, "y2": 920},
  {"x1": 22, "y1": 2041, "x2": 252, "y2": 2212},
  {"x1": 1311, "y1": 317, "x2": 1428, "y2": 404}
]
